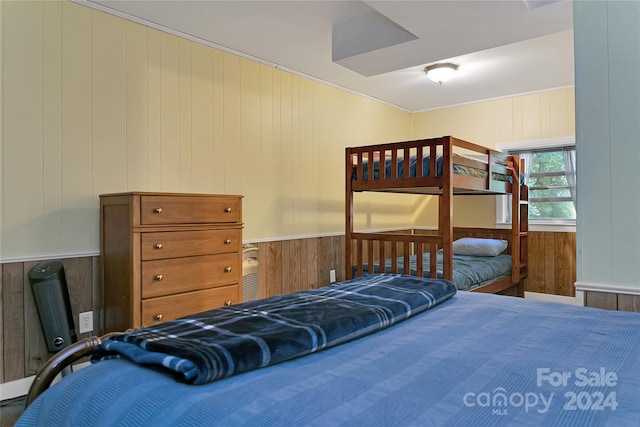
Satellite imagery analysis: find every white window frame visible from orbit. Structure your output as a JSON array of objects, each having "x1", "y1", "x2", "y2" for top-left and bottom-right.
[{"x1": 496, "y1": 136, "x2": 576, "y2": 232}]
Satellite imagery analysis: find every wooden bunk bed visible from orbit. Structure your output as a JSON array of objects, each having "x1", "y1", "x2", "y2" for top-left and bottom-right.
[{"x1": 345, "y1": 135, "x2": 528, "y2": 296}]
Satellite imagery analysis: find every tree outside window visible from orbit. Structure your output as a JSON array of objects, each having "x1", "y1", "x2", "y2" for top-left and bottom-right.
[
  {"x1": 526, "y1": 149, "x2": 576, "y2": 220},
  {"x1": 510, "y1": 146, "x2": 577, "y2": 222}
]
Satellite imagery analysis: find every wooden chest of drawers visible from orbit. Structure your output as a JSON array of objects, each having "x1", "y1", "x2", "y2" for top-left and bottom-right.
[{"x1": 100, "y1": 192, "x2": 243, "y2": 333}]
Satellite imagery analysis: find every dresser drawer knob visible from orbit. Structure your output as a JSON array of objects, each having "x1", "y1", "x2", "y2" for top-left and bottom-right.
[
  {"x1": 155, "y1": 314, "x2": 164, "y2": 321},
  {"x1": 224, "y1": 207, "x2": 232, "y2": 213},
  {"x1": 224, "y1": 300, "x2": 232, "y2": 306},
  {"x1": 224, "y1": 239, "x2": 232, "y2": 245},
  {"x1": 154, "y1": 208, "x2": 163, "y2": 214},
  {"x1": 155, "y1": 243, "x2": 163, "y2": 249},
  {"x1": 224, "y1": 266, "x2": 232, "y2": 273},
  {"x1": 155, "y1": 274, "x2": 163, "y2": 281}
]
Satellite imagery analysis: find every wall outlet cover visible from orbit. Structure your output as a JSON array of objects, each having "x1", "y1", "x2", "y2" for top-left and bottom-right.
[{"x1": 79, "y1": 311, "x2": 93, "y2": 334}]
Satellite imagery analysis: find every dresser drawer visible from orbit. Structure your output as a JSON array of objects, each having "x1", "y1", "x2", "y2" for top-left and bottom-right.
[
  {"x1": 141, "y1": 285, "x2": 239, "y2": 327},
  {"x1": 101, "y1": 192, "x2": 243, "y2": 333},
  {"x1": 140, "y1": 195, "x2": 241, "y2": 225},
  {"x1": 141, "y1": 254, "x2": 240, "y2": 298},
  {"x1": 141, "y1": 229, "x2": 240, "y2": 260}
]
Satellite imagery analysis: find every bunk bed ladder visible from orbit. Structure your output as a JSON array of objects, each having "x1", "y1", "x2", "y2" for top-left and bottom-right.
[
  {"x1": 440, "y1": 137, "x2": 454, "y2": 282},
  {"x1": 511, "y1": 156, "x2": 529, "y2": 297},
  {"x1": 345, "y1": 147, "x2": 354, "y2": 280}
]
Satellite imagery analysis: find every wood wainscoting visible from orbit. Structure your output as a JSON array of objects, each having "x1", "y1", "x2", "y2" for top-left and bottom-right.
[
  {"x1": 254, "y1": 231, "x2": 578, "y2": 298},
  {"x1": 527, "y1": 231, "x2": 576, "y2": 297},
  {"x1": 413, "y1": 229, "x2": 577, "y2": 297},
  {"x1": 255, "y1": 236, "x2": 344, "y2": 298},
  {"x1": 1, "y1": 231, "x2": 577, "y2": 386},
  {"x1": 0, "y1": 257, "x2": 99, "y2": 385},
  {"x1": 584, "y1": 291, "x2": 640, "y2": 312},
  {"x1": 0, "y1": 236, "x2": 344, "y2": 386}
]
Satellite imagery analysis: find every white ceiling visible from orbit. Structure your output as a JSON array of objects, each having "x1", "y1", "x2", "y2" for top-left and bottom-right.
[{"x1": 80, "y1": 0, "x2": 575, "y2": 112}]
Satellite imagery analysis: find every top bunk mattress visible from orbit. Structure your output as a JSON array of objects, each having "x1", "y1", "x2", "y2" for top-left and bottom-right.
[{"x1": 355, "y1": 153, "x2": 511, "y2": 182}]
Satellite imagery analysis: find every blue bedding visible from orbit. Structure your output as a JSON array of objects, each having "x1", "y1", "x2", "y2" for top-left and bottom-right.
[
  {"x1": 92, "y1": 274, "x2": 456, "y2": 385},
  {"x1": 357, "y1": 154, "x2": 511, "y2": 182},
  {"x1": 358, "y1": 252, "x2": 512, "y2": 291},
  {"x1": 17, "y1": 281, "x2": 640, "y2": 427}
]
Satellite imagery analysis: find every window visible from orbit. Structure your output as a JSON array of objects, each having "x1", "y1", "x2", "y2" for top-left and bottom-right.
[
  {"x1": 496, "y1": 137, "x2": 576, "y2": 230},
  {"x1": 512, "y1": 146, "x2": 576, "y2": 221}
]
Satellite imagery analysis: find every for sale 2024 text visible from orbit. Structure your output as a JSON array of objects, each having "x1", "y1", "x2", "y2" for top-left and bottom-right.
[{"x1": 537, "y1": 367, "x2": 618, "y2": 411}]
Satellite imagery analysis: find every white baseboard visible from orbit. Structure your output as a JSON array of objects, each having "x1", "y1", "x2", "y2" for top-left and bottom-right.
[
  {"x1": 574, "y1": 281, "x2": 640, "y2": 296},
  {"x1": 0, "y1": 361, "x2": 90, "y2": 402},
  {"x1": 524, "y1": 291, "x2": 576, "y2": 305},
  {"x1": 0, "y1": 376, "x2": 33, "y2": 401}
]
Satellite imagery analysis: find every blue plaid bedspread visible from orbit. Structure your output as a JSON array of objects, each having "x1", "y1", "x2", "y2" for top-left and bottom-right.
[{"x1": 93, "y1": 274, "x2": 456, "y2": 385}]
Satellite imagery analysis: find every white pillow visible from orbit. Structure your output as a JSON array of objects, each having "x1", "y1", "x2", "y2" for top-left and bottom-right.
[{"x1": 452, "y1": 237, "x2": 508, "y2": 257}]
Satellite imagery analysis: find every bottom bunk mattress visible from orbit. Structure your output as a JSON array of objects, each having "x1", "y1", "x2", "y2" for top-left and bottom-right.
[
  {"x1": 356, "y1": 252, "x2": 512, "y2": 291},
  {"x1": 17, "y1": 275, "x2": 640, "y2": 427}
]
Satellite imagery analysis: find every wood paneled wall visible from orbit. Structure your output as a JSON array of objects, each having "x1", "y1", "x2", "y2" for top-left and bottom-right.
[
  {"x1": 574, "y1": 1, "x2": 640, "y2": 298},
  {"x1": 414, "y1": 229, "x2": 576, "y2": 297},
  {"x1": 0, "y1": 0, "x2": 413, "y2": 261},
  {"x1": 585, "y1": 291, "x2": 640, "y2": 312},
  {"x1": 256, "y1": 236, "x2": 344, "y2": 298},
  {"x1": 5, "y1": 231, "x2": 637, "y2": 388},
  {"x1": 526, "y1": 231, "x2": 576, "y2": 297},
  {"x1": 0, "y1": 258, "x2": 98, "y2": 384},
  {"x1": 0, "y1": 236, "x2": 343, "y2": 385}
]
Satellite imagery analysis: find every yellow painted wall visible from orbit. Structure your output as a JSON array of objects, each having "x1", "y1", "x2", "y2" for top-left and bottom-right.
[
  {"x1": 0, "y1": 1, "x2": 577, "y2": 260},
  {"x1": 0, "y1": 1, "x2": 413, "y2": 260},
  {"x1": 410, "y1": 88, "x2": 576, "y2": 227}
]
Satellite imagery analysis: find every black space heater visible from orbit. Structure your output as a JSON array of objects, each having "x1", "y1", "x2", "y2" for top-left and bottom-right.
[{"x1": 28, "y1": 261, "x2": 77, "y2": 353}]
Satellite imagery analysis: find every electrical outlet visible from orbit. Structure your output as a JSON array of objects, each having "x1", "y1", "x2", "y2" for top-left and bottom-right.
[
  {"x1": 329, "y1": 269, "x2": 336, "y2": 283},
  {"x1": 79, "y1": 311, "x2": 93, "y2": 334}
]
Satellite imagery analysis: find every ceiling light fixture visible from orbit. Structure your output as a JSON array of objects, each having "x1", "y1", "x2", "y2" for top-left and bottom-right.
[{"x1": 425, "y1": 63, "x2": 458, "y2": 85}]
